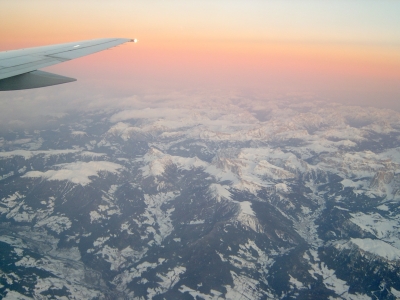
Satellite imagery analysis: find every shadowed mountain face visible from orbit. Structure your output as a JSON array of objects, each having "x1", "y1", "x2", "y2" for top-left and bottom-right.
[{"x1": 1, "y1": 97, "x2": 400, "y2": 299}]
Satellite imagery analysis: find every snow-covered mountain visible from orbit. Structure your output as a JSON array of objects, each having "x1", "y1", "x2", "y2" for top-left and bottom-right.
[{"x1": 1, "y1": 97, "x2": 400, "y2": 299}]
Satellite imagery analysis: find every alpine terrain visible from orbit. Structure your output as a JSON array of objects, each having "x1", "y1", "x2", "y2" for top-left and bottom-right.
[{"x1": 1, "y1": 96, "x2": 400, "y2": 299}]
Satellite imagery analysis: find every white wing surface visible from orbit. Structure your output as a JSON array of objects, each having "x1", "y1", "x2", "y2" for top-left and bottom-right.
[{"x1": 0, "y1": 38, "x2": 136, "y2": 91}]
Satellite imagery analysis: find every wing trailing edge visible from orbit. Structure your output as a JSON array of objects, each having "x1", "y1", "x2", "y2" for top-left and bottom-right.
[{"x1": 0, "y1": 70, "x2": 76, "y2": 91}]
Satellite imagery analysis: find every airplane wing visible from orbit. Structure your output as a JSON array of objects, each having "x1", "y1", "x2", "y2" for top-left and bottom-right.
[{"x1": 0, "y1": 38, "x2": 136, "y2": 91}]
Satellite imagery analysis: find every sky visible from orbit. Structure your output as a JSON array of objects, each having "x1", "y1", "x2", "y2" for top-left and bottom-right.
[{"x1": 1, "y1": 0, "x2": 400, "y2": 128}]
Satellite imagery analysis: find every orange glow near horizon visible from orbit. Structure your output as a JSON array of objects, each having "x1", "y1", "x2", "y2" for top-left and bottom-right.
[{"x1": 1, "y1": 0, "x2": 400, "y2": 109}]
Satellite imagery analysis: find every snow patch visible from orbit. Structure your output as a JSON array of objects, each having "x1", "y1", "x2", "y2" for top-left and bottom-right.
[
  {"x1": 35, "y1": 215, "x2": 72, "y2": 234},
  {"x1": 179, "y1": 285, "x2": 223, "y2": 300},
  {"x1": 3, "y1": 291, "x2": 32, "y2": 300},
  {"x1": 239, "y1": 201, "x2": 255, "y2": 216},
  {"x1": 23, "y1": 161, "x2": 122, "y2": 186},
  {"x1": 350, "y1": 238, "x2": 400, "y2": 261},
  {"x1": 377, "y1": 204, "x2": 389, "y2": 211},
  {"x1": 208, "y1": 184, "x2": 231, "y2": 202}
]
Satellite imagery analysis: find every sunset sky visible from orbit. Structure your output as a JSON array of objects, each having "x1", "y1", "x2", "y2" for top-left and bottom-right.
[{"x1": 1, "y1": 0, "x2": 400, "y2": 119}]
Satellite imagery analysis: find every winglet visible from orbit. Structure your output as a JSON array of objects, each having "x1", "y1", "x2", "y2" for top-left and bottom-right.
[{"x1": 130, "y1": 39, "x2": 138, "y2": 43}]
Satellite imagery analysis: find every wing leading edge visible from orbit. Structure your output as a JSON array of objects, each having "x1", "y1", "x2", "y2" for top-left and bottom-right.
[{"x1": 0, "y1": 38, "x2": 136, "y2": 91}]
